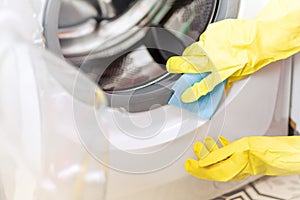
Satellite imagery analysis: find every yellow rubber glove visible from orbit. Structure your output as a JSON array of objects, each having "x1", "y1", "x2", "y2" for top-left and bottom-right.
[
  {"x1": 185, "y1": 136, "x2": 300, "y2": 182},
  {"x1": 166, "y1": 0, "x2": 300, "y2": 103}
]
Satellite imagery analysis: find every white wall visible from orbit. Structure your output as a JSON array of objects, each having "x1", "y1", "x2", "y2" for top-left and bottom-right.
[{"x1": 290, "y1": 53, "x2": 300, "y2": 133}]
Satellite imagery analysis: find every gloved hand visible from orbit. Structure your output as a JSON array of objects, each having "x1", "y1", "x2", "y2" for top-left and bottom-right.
[
  {"x1": 166, "y1": 0, "x2": 300, "y2": 103},
  {"x1": 185, "y1": 136, "x2": 300, "y2": 182}
]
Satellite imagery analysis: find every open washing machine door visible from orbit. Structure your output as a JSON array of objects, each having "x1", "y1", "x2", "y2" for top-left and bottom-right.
[
  {"x1": 41, "y1": 0, "x2": 292, "y2": 199},
  {"x1": 43, "y1": 0, "x2": 239, "y2": 112}
]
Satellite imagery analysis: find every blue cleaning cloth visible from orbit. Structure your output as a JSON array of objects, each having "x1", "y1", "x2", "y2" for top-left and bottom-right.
[{"x1": 168, "y1": 73, "x2": 226, "y2": 120}]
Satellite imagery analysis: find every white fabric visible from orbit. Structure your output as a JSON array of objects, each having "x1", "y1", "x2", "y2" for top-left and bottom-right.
[{"x1": 0, "y1": 3, "x2": 108, "y2": 199}]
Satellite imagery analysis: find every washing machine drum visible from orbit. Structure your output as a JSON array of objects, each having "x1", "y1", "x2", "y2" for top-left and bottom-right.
[{"x1": 44, "y1": 0, "x2": 239, "y2": 112}]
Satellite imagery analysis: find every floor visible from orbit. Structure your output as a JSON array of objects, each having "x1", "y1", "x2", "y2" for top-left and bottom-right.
[{"x1": 214, "y1": 175, "x2": 300, "y2": 200}]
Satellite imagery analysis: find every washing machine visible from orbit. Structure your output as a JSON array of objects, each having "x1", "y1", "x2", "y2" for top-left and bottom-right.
[{"x1": 39, "y1": 0, "x2": 292, "y2": 199}]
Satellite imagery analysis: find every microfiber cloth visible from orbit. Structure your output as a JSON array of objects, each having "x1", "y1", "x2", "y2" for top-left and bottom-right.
[{"x1": 168, "y1": 73, "x2": 226, "y2": 120}]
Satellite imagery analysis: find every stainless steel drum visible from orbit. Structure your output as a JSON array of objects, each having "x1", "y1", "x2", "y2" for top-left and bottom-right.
[{"x1": 44, "y1": 0, "x2": 240, "y2": 112}]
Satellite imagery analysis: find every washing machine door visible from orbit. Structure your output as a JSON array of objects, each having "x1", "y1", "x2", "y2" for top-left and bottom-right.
[
  {"x1": 41, "y1": 1, "x2": 292, "y2": 199},
  {"x1": 43, "y1": 0, "x2": 240, "y2": 112}
]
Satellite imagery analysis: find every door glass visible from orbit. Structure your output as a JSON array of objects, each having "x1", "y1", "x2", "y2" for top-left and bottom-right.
[{"x1": 57, "y1": 0, "x2": 217, "y2": 91}]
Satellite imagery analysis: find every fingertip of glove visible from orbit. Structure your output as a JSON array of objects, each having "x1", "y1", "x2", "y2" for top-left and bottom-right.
[
  {"x1": 204, "y1": 136, "x2": 215, "y2": 143},
  {"x1": 166, "y1": 56, "x2": 182, "y2": 73},
  {"x1": 218, "y1": 136, "x2": 230, "y2": 146},
  {"x1": 194, "y1": 142, "x2": 203, "y2": 152},
  {"x1": 184, "y1": 158, "x2": 198, "y2": 171},
  {"x1": 194, "y1": 142, "x2": 204, "y2": 159},
  {"x1": 165, "y1": 57, "x2": 173, "y2": 72},
  {"x1": 181, "y1": 88, "x2": 199, "y2": 103}
]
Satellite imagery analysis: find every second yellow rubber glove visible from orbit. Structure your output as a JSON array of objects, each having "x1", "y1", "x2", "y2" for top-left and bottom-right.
[
  {"x1": 166, "y1": 0, "x2": 300, "y2": 103},
  {"x1": 185, "y1": 136, "x2": 300, "y2": 182}
]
